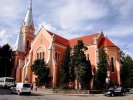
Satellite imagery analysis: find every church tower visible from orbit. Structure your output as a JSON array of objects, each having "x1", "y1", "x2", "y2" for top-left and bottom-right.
[
  {"x1": 21, "y1": 0, "x2": 35, "y2": 51},
  {"x1": 14, "y1": 0, "x2": 35, "y2": 52},
  {"x1": 12, "y1": 0, "x2": 35, "y2": 81}
]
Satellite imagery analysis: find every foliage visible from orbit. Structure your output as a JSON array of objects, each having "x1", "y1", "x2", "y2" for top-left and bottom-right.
[
  {"x1": 120, "y1": 53, "x2": 133, "y2": 88},
  {"x1": 60, "y1": 40, "x2": 92, "y2": 89},
  {"x1": 0, "y1": 44, "x2": 13, "y2": 77},
  {"x1": 69, "y1": 55, "x2": 75, "y2": 83},
  {"x1": 73, "y1": 40, "x2": 92, "y2": 89},
  {"x1": 60, "y1": 47, "x2": 71, "y2": 87},
  {"x1": 95, "y1": 46, "x2": 109, "y2": 89},
  {"x1": 31, "y1": 59, "x2": 50, "y2": 86}
]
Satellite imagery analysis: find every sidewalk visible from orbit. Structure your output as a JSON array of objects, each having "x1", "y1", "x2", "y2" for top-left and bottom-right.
[{"x1": 31, "y1": 90, "x2": 103, "y2": 96}]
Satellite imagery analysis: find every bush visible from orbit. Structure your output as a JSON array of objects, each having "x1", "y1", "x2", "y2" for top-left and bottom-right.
[{"x1": 89, "y1": 90, "x2": 103, "y2": 94}]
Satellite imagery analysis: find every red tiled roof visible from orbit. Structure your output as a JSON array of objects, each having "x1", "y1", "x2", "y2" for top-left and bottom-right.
[
  {"x1": 69, "y1": 33, "x2": 99, "y2": 47},
  {"x1": 46, "y1": 30, "x2": 117, "y2": 48},
  {"x1": 99, "y1": 37, "x2": 117, "y2": 47},
  {"x1": 46, "y1": 30, "x2": 69, "y2": 46}
]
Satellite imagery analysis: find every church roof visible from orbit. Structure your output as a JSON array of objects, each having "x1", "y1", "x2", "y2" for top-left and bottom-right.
[
  {"x1": 24, "y1": 0, "x2": 33, "y2": 26},
  {"x1": 47, "y1": 30, "x2": 70, "y2": 46},
  {"x1": 45, "y1": 28, "x2": 118, "y2": 48},
  {"x1": 98, "y1": 37, "x2": 117, "y2": 47},
  {"x1": 13, "y1": 32, "x2": 25, "y2": 52},
  {"x1": 69, "y1": 33, "x2": 99, "y2": 47}
]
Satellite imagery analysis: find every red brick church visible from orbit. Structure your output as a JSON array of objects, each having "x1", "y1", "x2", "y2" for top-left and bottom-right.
[{"x1": 12, "y1": 0, "x2": 121, "y2": 89}]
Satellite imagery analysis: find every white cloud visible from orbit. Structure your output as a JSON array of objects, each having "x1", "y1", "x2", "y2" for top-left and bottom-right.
[
  {"x1": 0, "y1": 0, "x2": 133, "y2": 56},
  {"x1": 38, "y1": 22, "x2": 57, "y2": 32},
  {"x1": 61, "y1": 32, "x2": 81, "y2": 39},
  {"x1": 109, "y1": 0, "x2": 133, "y2": 19},
  {"x1": 0, "y1": 30, "x2": 6, "y2": 38},
  {"x1": 105, "y1": 24, "x2": 133, "y2": 37},
  {"x1": 56, "y1": 0, "x2": 108, "y2": 30},
  {"x1": 0, "y1": 0, "x2": 24, "y2": 21},
  {"x1": 37, "y1": 21, "x2": 81, "y2": 39},
  {"x1": 0, "y1": 30, "x2": 14, "y2": 46},
  {"x1": 123, "y1": 51, "x2": 133, "y2": 59},
  {"x1": 0, "y1": 0, "x2": 26, "y2": 48}
]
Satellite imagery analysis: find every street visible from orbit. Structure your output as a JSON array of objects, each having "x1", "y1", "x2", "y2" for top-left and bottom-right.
[{"x1": 0, "y1": 89, "x2": 133, "y2": 100}]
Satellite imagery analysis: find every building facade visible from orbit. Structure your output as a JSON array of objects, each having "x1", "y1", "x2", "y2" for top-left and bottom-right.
[{"x1": 12, "y1": 1, "x2": 121, "y2": 89}]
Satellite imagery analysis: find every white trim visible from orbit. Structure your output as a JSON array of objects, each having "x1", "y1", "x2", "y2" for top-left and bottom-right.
[
  {"x1": 86, "y1": 45, "x2": 96, "y2": 48},
  {"x1": 36, "y1": 45, "x2": 46, "y2": 52},
  {"x1": 13, "y1": 32, "x2": 25, "y2": 52},
  {"x1": 97, "y1": 32, "x2": 103, "y2": 40},
  {"x1": 22, "y1": 44, "x2": 33, "y2": 70},
  {"x1": 32, "y1": 26, "x2": 52, "y2": 47},
  {"x1": 48, "y1": 44, "x2": 52, "y2": 50},
  {"x1": 46, "y1": 58, "x2": 50, "y2": 64},
  {"x1": 116, "y1": 59, "x2": 121, "y2": 85}
]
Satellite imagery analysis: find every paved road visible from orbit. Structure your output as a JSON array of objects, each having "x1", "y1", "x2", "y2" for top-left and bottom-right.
[{"x1": 0, "y1": 89, "x2": 133, "y2": 100}]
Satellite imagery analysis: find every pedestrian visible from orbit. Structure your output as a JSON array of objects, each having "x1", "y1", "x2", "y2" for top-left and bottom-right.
[{"x1": 31, "y1": 83, "x2": 33, "y2": 90}]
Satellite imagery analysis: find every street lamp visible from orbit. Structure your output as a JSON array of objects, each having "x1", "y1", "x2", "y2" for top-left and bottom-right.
[{"x1": 106, "y1": 76, "x2": 110, "y2": 90}]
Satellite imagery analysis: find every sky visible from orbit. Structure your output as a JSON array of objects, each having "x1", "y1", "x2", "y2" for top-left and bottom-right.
[{"x1": 0, "y1": 0, "x2": 133, "y2": 57}]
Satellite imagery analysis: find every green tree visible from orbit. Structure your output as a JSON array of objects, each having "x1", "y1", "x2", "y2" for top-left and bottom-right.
[
  {"x1": 120, "y1": 53, "x2": 133, "y2": 88},
  {"x1": 31, "y1": 59, "x2": 50, "y2": 87},
  {"x1": 0, "y1": 44, "x2": 13, "y2": 77},
  {"x1": 69, "y1": 55, "x2": 75, "y2": 84},
  {"x1": 60, "y1": 47, "x2": 71, "y2": 88},
  {"x1": 73, "y1": 40, "x2": 92, "y2": 89},
  {"x1": 95, "y1": 46, "x2": 109, "y2": 89}
]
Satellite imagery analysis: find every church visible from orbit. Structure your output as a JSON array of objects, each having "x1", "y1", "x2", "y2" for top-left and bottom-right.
[{"x1": 12, "y1": 0, "x2": 121, "y2": 89}]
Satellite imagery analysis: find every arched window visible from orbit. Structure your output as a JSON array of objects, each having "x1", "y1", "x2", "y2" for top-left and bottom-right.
[
  {"x1": 26, "y1": 40, "x2": 29, "y2": 48},
  {"x1": 55, "y1": 52, "x2": 60, "y2": 61},
  {"x1": 36, "y1": 47, "x2": 45, "y2": 60},
  {"x1": 86, "y1": 54, "x2": 89, "y2": 60},
  {"x1": 26, "y1": 40, "x2": 32, "y2": 49},
  {"x1": 43, "y1": 52, "x2": 45, "y2": 59},
  {"x1": 111, "y1": 57, "x2": 114, "y2": 72},
  {"x1": 37, "y1": 53, "x2": 39, "y2": 59}
]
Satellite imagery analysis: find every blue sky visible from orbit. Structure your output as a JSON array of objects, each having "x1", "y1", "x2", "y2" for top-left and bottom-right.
[{"x1": 0, "y1": 0, "x2": 132, "y2": 57}]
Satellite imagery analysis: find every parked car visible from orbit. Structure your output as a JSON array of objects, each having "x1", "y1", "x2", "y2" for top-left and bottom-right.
[
  {"x1": 10, "y1": 82, "x2": 31, "y2": 95},
  {"x1": 129, "y1": 89, "x2": 133, "y2": 94},
  {"x1": 104, "y1": 86, "x2": 125, "y2": 96}
]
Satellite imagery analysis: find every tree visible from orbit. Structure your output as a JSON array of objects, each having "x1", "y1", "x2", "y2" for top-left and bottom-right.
[
  {"x1": 73, "y1": 40, "x2": 92, "y2": 89},
  {"x1": 69, "y1": 55, "x2": 75, "y2": 84},
  {"x1": 31, "y1": 59, "x2": 50, "y2": 87},
  {"x1": 60, "y1": 47, "x2": 71, "y2": 88},
  {"x1": 95, "y1": 46, "x2": 109, "y2": 89},
  {"x1": 0, "y1": 44, "x2": 13, "y2": 77},
  {"x1": 120, "y1": 53, "x2": 133, "y2": 88}
]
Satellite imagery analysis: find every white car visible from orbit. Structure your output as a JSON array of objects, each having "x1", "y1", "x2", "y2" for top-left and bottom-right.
[
  {"x1": 129, "y1": 89, "x2": 133, "y2": 94},
  {"x1": 10, "y1": 83, "x2": 31, "y2": 95}
]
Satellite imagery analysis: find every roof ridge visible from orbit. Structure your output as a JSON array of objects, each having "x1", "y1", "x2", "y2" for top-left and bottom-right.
[
  {"x1": 46, "y1": 30, "x2": 68, "y2": 41},
  {"x1": 69, "y1": 33, "x2": 99, "y2": 40},
  {"x1": 105, "y1": 37, "x2": 116, "y2": 47}
]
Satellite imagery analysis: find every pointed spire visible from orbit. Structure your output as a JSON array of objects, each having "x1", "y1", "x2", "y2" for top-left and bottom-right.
[
  {"x1": 29, "y1": 0, "x2": 32, "y2": 10},
  {"x1": 13, "y1": 31, "x2": 25, "y2": 52},
  {"x1": 24, "y1": 0, "x2": 33, "y2": 27}
]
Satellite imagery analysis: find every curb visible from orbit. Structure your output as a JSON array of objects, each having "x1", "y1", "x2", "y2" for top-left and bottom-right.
[{"x1": 31, "y1": 90, "x2": 103, "y2": 96}]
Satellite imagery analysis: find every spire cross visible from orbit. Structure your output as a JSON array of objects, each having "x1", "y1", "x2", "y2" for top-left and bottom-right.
[{"x1": 29, "y1": 0, "x2": 32, "y2": 10}]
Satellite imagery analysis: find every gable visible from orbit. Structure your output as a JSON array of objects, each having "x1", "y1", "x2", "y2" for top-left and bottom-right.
[
  {"x1": 46, "y1": 30, "x2": 69, "y2": 46},
  {"x1": 31, "y1": 26, "x2": 53, "y2": 47},
  {"x1": 98, "y1": 37, "x2": 117, "y2": 48},
  {"x1": 69, "y1": 33, "x2": 99, "y2": 47}
]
